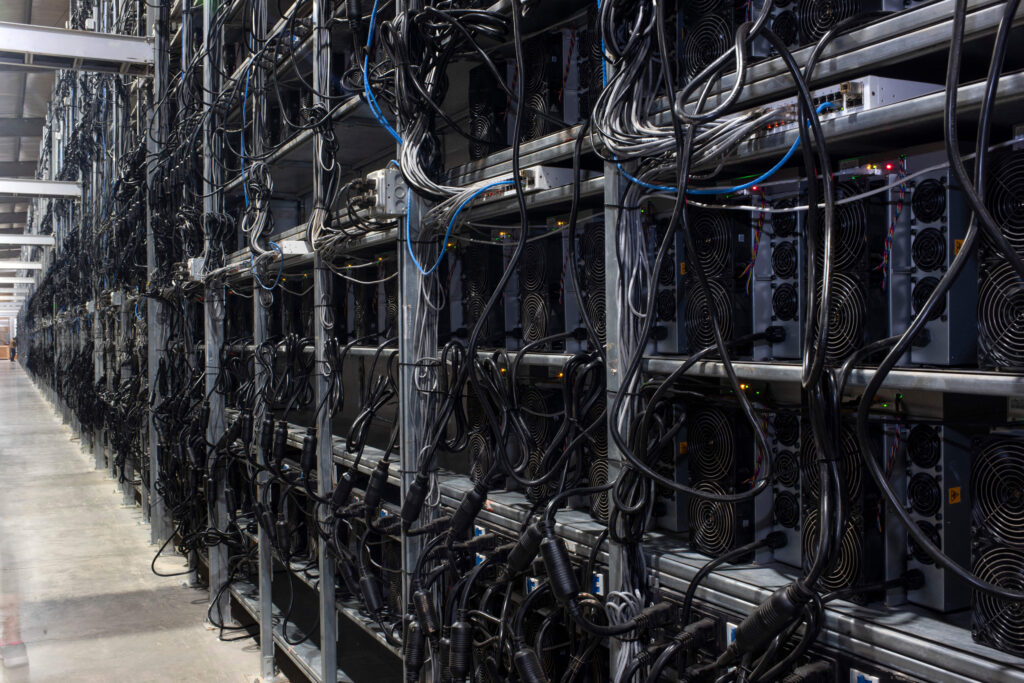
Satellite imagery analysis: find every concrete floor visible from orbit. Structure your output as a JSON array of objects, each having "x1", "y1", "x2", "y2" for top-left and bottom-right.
[{"x1": 0, "y1": 362, "x2": 259, "y2": 683}]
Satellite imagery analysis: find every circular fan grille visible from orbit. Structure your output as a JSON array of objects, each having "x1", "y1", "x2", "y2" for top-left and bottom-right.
[
  {"x1": 774, "y1": 490, "x2": 800, "y2": 528},
  {"x1": 912, "y1": 228, "x2": 946, "y2": 272},
  {"x1": 912, "y1": 179, "x2": 947, "y2": 223},
  {"x1": 469, "y1": 434, "x2": 488, "y2": 485},
  {"x1": 909, "y1": 472, "x2": 942, "y2": 517},
  {"x1": 684, "y1": 14, "x2": 732, "y2": 80},
  {"x1": 469, "y1": 111, "x2": 495, "y2": 160},
  {"x1": 692, "y1": 210, "x2": 732, "y2": 278},
  {"x1": 522, "y1": 242, "x2": 548, "y2": 292},
  {"x1": 520, "y1": 91, "x2": 548, "y2": 142},
  {"x1": 774, "y1": 411, "x2": 800, "y2": 447},
  {"x1": 909, "y1": 520, "x2": 941, "y2": 565},
  {"x1": 587, "y1": 293, "x2": 607, "y2": 344},
  {"x1": 775, "y1": 450, "x2": 800, "y2": 488},
  {"x1": 772, "y1": 283, "x2": 799, "y2": 321},
  {"x1": 978, "y1": 260, "x2": 1024, "y2": 367},
  {"x1": 526, "y1": 449, "x2": 548, "y2": 503},
  {"x1": 385, "y1": 292, "x2": 398, "y2": 328},
  {"x1": 972, "y1": 545, "x2": 1024, "y2": 655},
  {"x1": 521, "y1": 388, "x2": 553, "y2": 446},
  {"x1": 816, "y1": 182, "x2": 867, "y2": 270},
  {"x1": 908, "y1": 424, "x2": 941, "y2": 469},
  {"x1": 912, "y1": 276, "x2": 945, "y2": 319},
  {"x1": 656, "y1": 289, "x2": 677, "y2": 322},
  {"x1": 773, "y1": 9, "x2": 799, "y2": 46},
  {"x1": 802, "y1": 512, "x2": 861, "y2": 592},
  {"x1": 582, "y1": 227, "x2": 606, "y2": 283},
  {"x1": 520, "y1": 292, "x2": 549, "y2": 343},
  {"x1": 813, "y1": 272, "x2": 866, "y2": 361},
  {"x1": 690, "y1": 408, "x2": 734, "y2": 480},
  {"x1": 685, "y1": 279, "x2": 732, "y2": 349},
  {"x1": 689, "y1": 480, "x2": 735, "y2": 556},
  {"x1": 772, "y1": 241, "x2": 798, "y2": 279},
  {"x1": 798, "y1": 0, "x2": 860, "y2": 42},
  {"x1": 772, "y1": 201, "x2": 798, "y2": 237},
  {"x1": 801, "y1": 424, "x2": 861, "y2": 499},
  {"x1": 589, "y1": 459, "x2": 610, "y2": 523},
  {"x1": 659, "y1": 256, "x2": 676, "y2": 288},
  {"x1": 465, "y1": 295, "x2": 487, "y2": 326},
  {"x1": 985, "y1": 150, "x2": 1024, "y2": 255},
  {"x1": 971, "y1": 439, "x2": 1024, "y2": 547}
]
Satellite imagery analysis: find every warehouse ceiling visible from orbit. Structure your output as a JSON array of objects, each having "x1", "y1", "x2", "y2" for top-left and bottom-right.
[{"x1": 0, "y1": 0, "x2": 68, "y2": 259}]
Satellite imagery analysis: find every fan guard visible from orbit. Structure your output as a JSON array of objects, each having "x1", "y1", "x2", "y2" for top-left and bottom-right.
[
  {"x1": 772, "y1": 201, "x2": 798, "y2": 237},
  {"x1": 773, "y1": 411, "x2": 800, "y2": 447},
  {"x1": 775, "y1": 450, "x2": 800, "y2": 488},
  {"x1": 589, "y1": 458, "x2": 610, "y2": 523},
  {"x1": 985, "y1": 150, "x2": 1024, "y2": 255},
  {"x1": 772, "y1": 241, "x2": 798, "y2": 279},
  {"x1": 520, "y1": 387, "x2": 553, "y2": 446},
  {"x1": 658, "y1": 256, "x2": 676, "y2": 288},
  {"x1": 772, "y1": 9, "x2": 799, "y2": 47},
  {"x1": 520, "y1": 91, "x2": 549, "y2": 142},
  {"x1": 586, "y1": 293, "x2": 607, "y2": 344},
  {"x1": 907, "y1": 424, "x2": 941, "y2": 469},
  {"x1": 813, "y1": 272, "x2": 866, "y2": 362},
  {"x1": 972, "y1": 545, "x2": 1024, "y2": 656},
  {"x1": 656, "y1": 289, "x2": 677, "y2": 323},
  {"x1": 803, "y1": 512, "x2": 861, "y2": 592},
  {"x1": 801, "y1": 424, "x2": 861, "y2": 499},
  {"x1": 689, "y1": 480, "x2": 735, "y2": 556},
  {"x1": 912, "y1": 276, "x2": 945, "y2": 319},
  {"x1": 816, "y1": 182, "x2": 867, "y2": 270},
  {"x1": 798, "y1": 0, "x2": 860, "y2": 42},
  {"x1": 469, "y1": 107, "x2": 496, "y2": 160},
  {"x1": 520, "y1": 292, "x2": 549, "y2": 343},
  {"x1": 684, "y1": 14, "x2": 732, "y2": 80},
  {"x1": 692, "y1": 210, "x2": 732, "y2": 278},
  {"x1": 772, "y1": 283, "x2": 799, "y2": 321},
  {"x1": 685, "y1": 278, "x2": 733, "y2": 349},
  {"x1": 521, "y1": 242, "x2": 548, "y2": 292},
  {"x1": 971, "y1": 438, "x2": 1024, "y2": 548},
  {"x1": 912, "y1": 179, "x2": 947, "y2": 224},
  {"x1": 978, "y1": 260, "x2": 1024, "y2": 367},
  {"x1": 909, "y1": 472, "x2": 942, "y2": 517},
  {"x1": 912, "y1": 228, "x2": 946, "y2": 272},
  {"x1": 774, "y1": 490, "x2": 800, "y2": 528},
  {"x1": 909, "y1": 520, "x2": 941, "y2": 565},
  {"x1": 689, "y1": 408, "x2": 734, "y2": 480}
]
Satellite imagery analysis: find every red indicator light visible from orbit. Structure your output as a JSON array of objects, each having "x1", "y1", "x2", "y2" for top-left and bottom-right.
[{"x1": 884, "y1": 163, "x2": 894, "y2": 171}]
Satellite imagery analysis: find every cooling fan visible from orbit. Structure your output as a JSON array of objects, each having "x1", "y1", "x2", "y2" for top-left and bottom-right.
[
  {"x1": 912, "y1": 276, "x2": 943, "y2": 319},
  {"x1": 816, "y1": 181, "x2": 868, "y2": 270},
  {"x1": 908, "y1": 424, "x2": 941, "y2": 469},
  {"x1": 772, "y1": 201, "x2": 798, "y2": 238},
  {"x1": 772, "y1": 283, "x2": 799, "y2": 321},
  {"x1": 800, "y1": 424, "x2": 862, "y2": 499},
  {"x1": 771, "y1": 241, "x2": 798, "y2": 279},
  {"x1": 689, "y1": 408, "x2": 735, "y2": 481},
  {"x1": 908, "y1": 472, "x2": 942, "y2": 517},
  {"x1": 912, "y1": 227, "x2": 946, "y2": 272},
  {"x1": 684, "y1": 278, "x2": 733, "y2": 350},
  {"x1": 812, "y1": 272, "x2": 866, "y2": 362},
  {"x1": 773, "y1": 410, "x2": 800, "y2": 447},
  {"x1": 978, "y1": 260, "x2": 1024, "y2": 368},
  {"x1": 972, "y1": 545, "x2": 1024, "y2": 656},
  {"x1": 802, "y1": 511, "x2": 862, "y2": 592},
  {"x1": 908, "y1": 519, "x2": 942, "y2": 565},
  {"x1": 774, "y1": 490, "x2": 800, "y2": 529},
  {"x1": 683, "y1": 13, "x2": 732, "y2": 80},
  {"x1": 985, "y1": 150, "x2": 1024, "y2": 256},
  {"x1": 469, "y1": 103, "x2": 499, "y2": 160},
  {"x1": 912, "y1": 178, "x2": 947, "y2": 224},
  {"x1": 692, "y1": 210, "x2": 732, "y2": 278},
  {"x1": 971, "y1": 438, "x2": 1024, "y2": 548},
  {"x1": 774, "y1": 450, "x2": 801, "y2": 488},
  {"x1": 689, "y1": 480, "x2": 735, "y2": 556},
  {"x1": 798, "y1": 0, "x2": 861, "y2": 42}
]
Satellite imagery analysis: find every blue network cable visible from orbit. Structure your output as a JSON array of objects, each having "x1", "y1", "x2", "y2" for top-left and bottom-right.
[
  {"x1": 363, "y1": 0, "x2": 402, "y2": 143},
  {"x1": 406, "y1": 180, "x2": 514, "y2": 276}
]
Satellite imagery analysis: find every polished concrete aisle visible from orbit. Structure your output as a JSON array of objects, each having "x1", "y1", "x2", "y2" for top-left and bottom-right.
[{"x1": 0, "y1": 362, "x2": 258, "y2": 683}]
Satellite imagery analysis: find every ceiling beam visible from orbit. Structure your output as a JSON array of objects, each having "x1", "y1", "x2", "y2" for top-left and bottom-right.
[{"x1": 0, "y1": 118, "x2": 43, "y2": 137}]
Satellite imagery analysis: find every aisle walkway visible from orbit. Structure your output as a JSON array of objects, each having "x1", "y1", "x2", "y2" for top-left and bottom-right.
[{"x1": 0, "y1": 362, "x2": 258, "y2": 683}]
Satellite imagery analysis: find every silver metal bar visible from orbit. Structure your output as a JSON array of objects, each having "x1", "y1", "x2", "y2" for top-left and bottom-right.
[
  {"x1": 0, "y1": 20, "x2": 154, "y2": 74},
  {"x1": 0, "y1": 260, "x2": 42, "y2": 270},
  {"x1": 312, "y1": 0, "x2": 338, "y2": 680},
  {"x1": 0, "y1": 178, "x2": 81, "y2": 199},
  {"x1": 203, "y1": 0, "x2": 230, "y2": 623}
]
